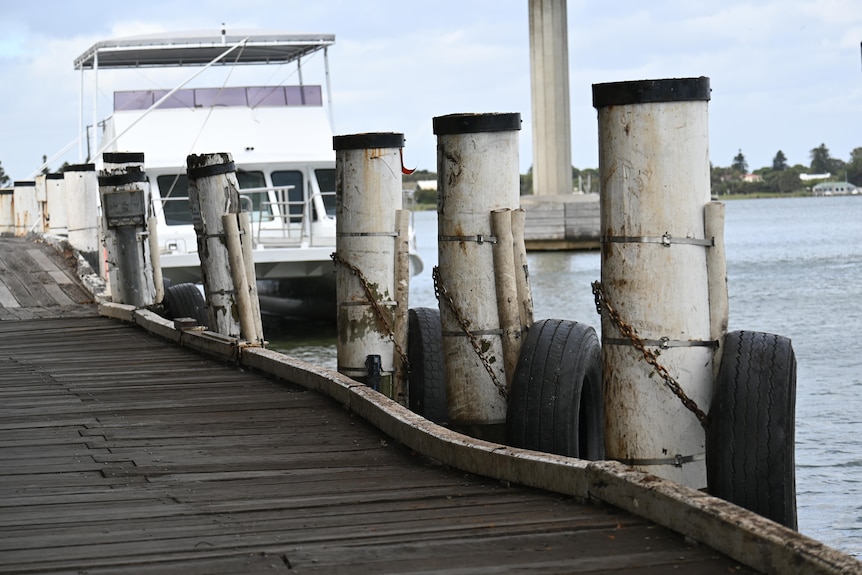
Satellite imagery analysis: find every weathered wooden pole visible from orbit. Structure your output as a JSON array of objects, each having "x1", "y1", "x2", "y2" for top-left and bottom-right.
[
  {"x1": 433, "y1": 112, "x2": 521, "y2": 440},
  {"x1": 34, "y1": 176, "x2": 48, "y2": 233},
  {"x1": 98, "y1": 152, "x2": 156, "y2": 308},
  {"x1": 392, "y1": 208, "x2": 411, "y2": 405},
  {"x1": 187, "y1": 153, "x2": 243, "y2": 339},
  {"x1": 705, "y1": 201, "x2": 728, "y2": 377},
  {"x1": 63, "y1": 163, "x2": 100, "y2": 271},
  {"x1": 45, "y1": 173, "x2": 68, "y2": 235},
  {"x1": 332, "y1": 133, "x2": 405, "y2": 397},
  {"x1": 238, "y1": 211, "x2": 264, "y2": 343},
  {"x1": 511, "y1": 208, "x2": 534, "y2": 337},
  {"x1": 593, "y1": 77, "x2": 714, "y2": 488},
  {"x1": 490, "y1": 209, "x2": 521, "y2": 389},
  {"x1": 13, "y1": 181, "x2": 38, "y2": 237}
]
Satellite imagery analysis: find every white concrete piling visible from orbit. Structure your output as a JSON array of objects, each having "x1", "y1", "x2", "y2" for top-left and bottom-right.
[
  {"x1": 0, "y1": 188, "x2": 12, "y2": 234},
  {"x1": 63, "y1": 164, "x2": 100, "y2": 270},
  {"x1": 432, "y1": 113, "x2": 521, "y2": 437},
  {"x1": 13, "y1": 181, "x2": 39, "y2": 237},
  {"x1": 593, "y1": 77, "x2": 714, "y2": 488},
  {"x1": 332, "y1": 133, "x2": 405, "y2": 397},
  {"x1": 98, "y1": 152, "x2": 156, "y2": 308},
  {"x1": 45, "y1": 173, "x2": 68, "y2": 235}
]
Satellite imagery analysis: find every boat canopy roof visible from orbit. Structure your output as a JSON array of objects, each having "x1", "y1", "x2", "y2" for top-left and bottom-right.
[{"x1": 74, "y1": 29, "x2": 335, "y2": 70}]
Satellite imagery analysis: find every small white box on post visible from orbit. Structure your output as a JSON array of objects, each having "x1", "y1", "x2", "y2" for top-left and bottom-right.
[
  {"x1": 98, "y1": 152, "x2": 156, "y2": 308},
  {"x1": 432, "y1": 112, "x2": 521, "y2": 441},
  {"x1": 592, "y1": 77, "x2": 714, "y2": 488},
  {"x1": 332, "y1": 132, "x2": 405, "y2": 397}
]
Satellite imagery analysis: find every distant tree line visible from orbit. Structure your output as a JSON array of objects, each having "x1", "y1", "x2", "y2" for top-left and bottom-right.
[
  {"x1": 711, "y1": 144, "x2": 862, "y2": 197},
  {"x1": 6, "y1": 142, "x2": 860, "y2": 198}
]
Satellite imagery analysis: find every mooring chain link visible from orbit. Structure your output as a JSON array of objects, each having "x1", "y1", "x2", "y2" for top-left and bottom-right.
[
  {"x1": 591, "y1": 281, "x2": 708, "y2": 427},
  {"x1": 432, "y1": 266, "x2": 508, "y2": 400},
  {"x1": 330, "y1": 252, "x2": 410, "y2": 373}
]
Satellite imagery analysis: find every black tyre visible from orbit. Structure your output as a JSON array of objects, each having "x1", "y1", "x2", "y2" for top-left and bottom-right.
[
  {"x1": 507, "y1": 319, "x2": 604, "y2": 460},
  {"x1": 706, "y1": 330, "x2": 797, "y2": 529},
  {"x1": 407, "y1": 307, "x2": 447, "y2": 425},
  {"x1": 163, "y1": 282, "x2": 209, "y2": 328}
]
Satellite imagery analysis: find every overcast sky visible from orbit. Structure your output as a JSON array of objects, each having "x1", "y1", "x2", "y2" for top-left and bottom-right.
[{"x1": 1, "y1": 0, "x2": 860, "y2": 181}]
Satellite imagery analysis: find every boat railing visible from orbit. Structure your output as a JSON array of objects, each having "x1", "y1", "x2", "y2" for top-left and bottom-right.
[{"x1": 237, "y1": 187, "x2": 335, "y2": 249}]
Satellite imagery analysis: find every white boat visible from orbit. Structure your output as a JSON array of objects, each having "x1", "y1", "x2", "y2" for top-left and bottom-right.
[{"x1": 73, "y1": 29, "x2": 422, "y2": 321}]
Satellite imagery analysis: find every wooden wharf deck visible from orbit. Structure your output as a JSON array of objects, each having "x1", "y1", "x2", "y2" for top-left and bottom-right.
[
  {"x1": 0, "y1": 236, "x2": 859, "y2": 574},
  {"x1": 0, "y1": 315, "x2": 762, "y2": 574}
]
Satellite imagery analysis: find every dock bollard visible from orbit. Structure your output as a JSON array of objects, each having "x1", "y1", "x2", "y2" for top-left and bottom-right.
[
  {"x1": 593, "y1": 77, "x2": 715, "y2": 489},
  {"x1": 332, "y1": 133, "x2": 405, "y2": 398},
  {"x1": 433, "y1": 113, "x2": 521, "y2": 441},
  {"x1": 12, "y1": 180, "x2": 38, "y2": 237},
  {"x1": 186, "y1": 153, "x2": 262, "y2": 343},
  {"x1": 63, "y1": 164, "x2": 100, "y2": 271},
  {"x1": 45, "y1": 173, "x2": 68, "y2": 236},
  {"x1": 0, "y1": 187, "x2": 12, "y2": 235},
  {"x1": 98, "y1": 152, "x2": 156, "y2": 308}
]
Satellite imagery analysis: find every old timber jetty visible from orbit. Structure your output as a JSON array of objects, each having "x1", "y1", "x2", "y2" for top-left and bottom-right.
[{"x1": 1, "y1": 238, "x2": 861, "y2": 573}]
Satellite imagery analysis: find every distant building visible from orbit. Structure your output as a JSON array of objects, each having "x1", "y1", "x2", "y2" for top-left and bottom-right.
[
  {"x1": 800, "y1": 173, "x2": 831, "y2": 181},
  {"x1": 812, "y1": 181, "x2": 859, "y2": 196},
  {"x1": 743, "y1": 173, "x2": 763, "y2": 183}
]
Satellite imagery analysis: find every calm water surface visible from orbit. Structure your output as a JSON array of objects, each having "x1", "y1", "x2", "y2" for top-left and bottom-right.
[{"x1": 270, "y1": 197, "x2": 862, "y2": 558}]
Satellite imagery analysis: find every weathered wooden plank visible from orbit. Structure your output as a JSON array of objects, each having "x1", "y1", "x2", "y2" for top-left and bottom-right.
[{"x1": 0, "y1": 306, "x2": 762, "y2": 574}]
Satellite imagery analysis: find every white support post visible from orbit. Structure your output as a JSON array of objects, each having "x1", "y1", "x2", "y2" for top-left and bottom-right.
[
  {"x1": 332, "y1": 132, "x2": 405, "y2": 397},
  {"x1": 63, "y1": 164, "x2": 100, "y2": 271},
  {"x1": 593, "y1": 77, "x2": 714, "y2": 489},
  {"x1": 432, "y1": 112, "x2": 521, "y2": 440}
]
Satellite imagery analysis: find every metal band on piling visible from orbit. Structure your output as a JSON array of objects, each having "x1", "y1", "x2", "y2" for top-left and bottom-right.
[{"x1": 602, "y1": 234, "x2": 714, "y2": 248}]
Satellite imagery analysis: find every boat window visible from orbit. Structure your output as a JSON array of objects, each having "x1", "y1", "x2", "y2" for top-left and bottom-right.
[
  {"x1": 236, "y1": 170, "x2": 269, "y2": 222},
  {"x1": 157, "y1": 170, "x2": 268, "y2": 226},
  {"x1": 315, "y1": 169, "x2": 336, "y2": 218},
  {"x1": 157, "y1": 174, "x2": 192, "y2": 226},
  {"x1": 271, "y1": 171, "x2": 304, "y2": 223}
]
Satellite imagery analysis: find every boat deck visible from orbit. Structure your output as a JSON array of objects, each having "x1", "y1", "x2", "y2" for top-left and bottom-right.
[{"x1": 0, "y1": 235, "x2": 767, "y2": 573}]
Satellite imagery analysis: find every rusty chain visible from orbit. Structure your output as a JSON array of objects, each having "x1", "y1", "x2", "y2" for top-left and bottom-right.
[
  {"x1": 330, "y1": 252, "x2": 410, "y2": 373},
  {"x1": 433, "y1": 266, "x2": 507, "y2": 400},
  {"x1": 591, "y1": 281, "x2": 708, "y2": 427}
]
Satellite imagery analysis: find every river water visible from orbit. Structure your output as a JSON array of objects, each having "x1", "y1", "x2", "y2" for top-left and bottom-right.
[{"x1": 270, "y1": 196, "x2": 862, "y2": 558}]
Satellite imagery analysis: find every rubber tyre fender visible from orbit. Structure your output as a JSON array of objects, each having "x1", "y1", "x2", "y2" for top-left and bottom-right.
[
  {"x1": 706, "y1": 330, "x2": 797, "y2": 530},
  {"x1": 507, "y1": 318, "x2": 604, "y2": 460},
  {"x1": 163, "y1": 282, "x2": 209, "y2": 328},
  {"x1": 407, "y1": 307, "x2": 447, "y2": 425}
]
